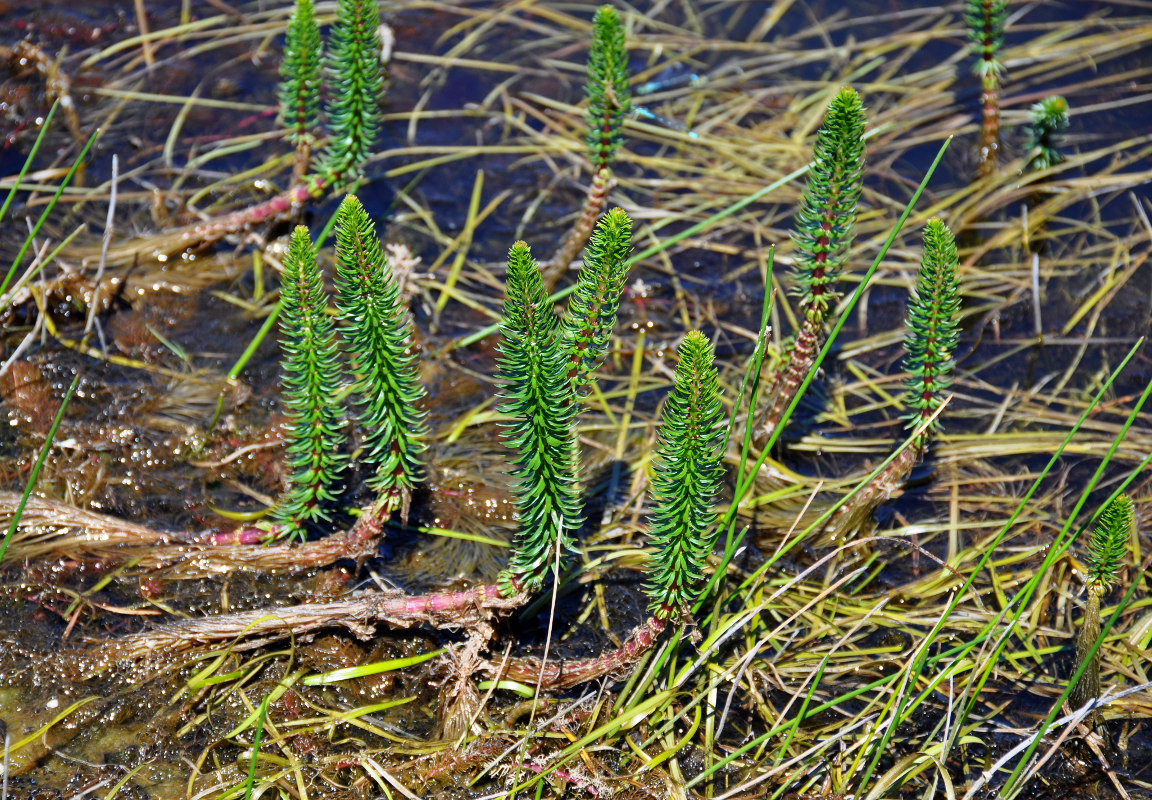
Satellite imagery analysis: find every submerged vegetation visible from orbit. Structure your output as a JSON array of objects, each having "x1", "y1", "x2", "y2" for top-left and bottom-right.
[{"x1": 1, "y1": 1, "x2": 1151, "y2": 799}]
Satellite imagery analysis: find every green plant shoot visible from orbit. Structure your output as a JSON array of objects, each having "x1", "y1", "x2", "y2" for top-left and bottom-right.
[
  {"x1": 585, "y1": 4, "x2": 631, "y2": 171},
  {"x1": 1026, "y1": 96, "x2": 1070, "y2": 172},
  {"x1": 333, "y1": 195, "x2": 428, "y2": 517},
  {"x1": 320, "y1": 0, "x2": 385, "y2": 182},
  {"x1": 496, "y1": 242, "x2": 583, "y2": 596},
  {"x1": 559, "y1": 207, "x2": 632, "y2": 394},
  {"x1": 790, "y1": 86, "x2": 866, "y2": 321},
  {"x1": 1069, "y1": 494, "x2": 1132, "y2": 713},
  {"x1": 271, "y1": 226, "x2": 348, "y2": 539},
  {"x1": 277, "y1": 0, "x2": 322, "y2": 147},
  {"x1": 902, "y1": 218, "x2": 961, "y2": 448},
  {"x1": 644, "y1": 331, "x2": 725, "y2": 621},
  {"x1": 754, "y1": 87, "x2": 866, "y2": 445}
]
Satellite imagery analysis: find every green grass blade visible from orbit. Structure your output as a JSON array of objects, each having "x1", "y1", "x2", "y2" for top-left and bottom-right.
[
  {"x1": 0, "y1": 126, "x2": 99, "y2": 301},
  {"x1": 0, "y1": 375, "x2": 79, "y2": 565}
]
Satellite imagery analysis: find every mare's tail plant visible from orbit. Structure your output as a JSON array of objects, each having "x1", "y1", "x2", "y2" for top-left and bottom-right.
[
  {"x1": 754, "y1": 86, "x2": 866, "y2": 447},
  {"x1": 1025, "y1": 96, "x2": 1069, "y2": 173},
  {"x1": 559, "y1": 207, "x2": 633, "y2": 393},
  {"x1": 899, "y1": 219, "x2": 961, "y2": 453},
  {"x1": 497, "y1": 331, "x2": 725, "y2": 689},
  {"x1": 333, "y1": 195, "x2": 428, "y2": 524},
  {"x1": 271, "y1": 226, "x2": 348, "y2": 540},
  {"x1": 584, "y1": 4, "x2": 632, "y2": 174},
  {"x1": 967, "y1": 0, "x2": 1007, "y2": 178},
  {"x1": 546, "y1": 4, "x2": 632, "y2": 286},
  {"x1": 1069, "y1": 493, "x2": 1132, "y2": 718},
  {"x1": 496, "y1": 242, "x2": 584, "y2": 595},
  {"x1": 227, "y1": 211, "x2": 630, "y2": 616},
  {"x1": 277, "y1": 0, "x2": 322, "y2": 175},
  {"x1": 318, "y1": 0, "x2": 385, "y2": 185},
  {"x1": 644, "y1": 331, "x2": 725, "y2": 623},
  {"x1": 826, "y1": 218, "x2": 960, "y2": 537}
]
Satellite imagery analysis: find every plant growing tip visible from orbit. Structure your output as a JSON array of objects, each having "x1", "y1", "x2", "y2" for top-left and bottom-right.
[
  {"x1": 1085, "y1": 493, "x2": 1131, "y2": 591},
  {"x1": 1069, "y1": 493, "x2": 1133, "y2": 716},
  {"x1": 585, "y1": 4, "x2": 631, "y2": 172},
  {"x1": 497, "y1": 241, "x2": 583, "y2": 596},
  {"x1": 271, "y1": 226, "x2": 348, "y2": 540},
  {"x1": 902, "y1": 218, "x2": 961, "y2": 449},
  {"x1": 1026, "y1": 96, "x2": 1069, "y2": 172},
  {"x1": 277, "y1": 0, "x2": 322, "y2": 149},
  {"x1": 319, "y1": 0, "x2": 385, "y2": 183},
  {"x1": 645, "y1": 331, "x2": 725, "y2": 621},
  {"x1": 559, "y1": 207, "x2": 632, "y2": 394},
  {"x1": 333, "y1": 195, "x2": 428, "y2": 520}
]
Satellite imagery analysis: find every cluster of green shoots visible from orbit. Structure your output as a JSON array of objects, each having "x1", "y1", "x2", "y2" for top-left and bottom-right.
[
  {"x1": 268, "y1": 2, "x2": 968, "y2": 685},
  {"x1": 277, "y1": 0, "x2": 384, "y2": 192},
  {"x1": 267, "y1": 72, "x2": 966, "y2": 692},
  {"x1": 272, "y1": 195, "x2": 427, "y2": 540},
  {"x1": 270, "y1": 3, "x2": 733, "y2": 635},
  {"x1": 760, "y1": 86, "x2": 962, "y2": 531}
]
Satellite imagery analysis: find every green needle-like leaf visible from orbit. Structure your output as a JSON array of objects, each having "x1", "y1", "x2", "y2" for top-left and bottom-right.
[
  {"x1": 320, "y1": 0, "x2": 385, "y2": 181},
  {"x1": 272, "y1": 226, "x2": 348, "y2": 539},
  {"x1": 277, "y1": 0, "x2": 322, "y2": 146},
  {"x1": 645, "y1": 331, "x2": 725, "y2": 621},
  {"x1": 497, "y1": 242, "x2": 583, "y2": 596},
  {"x1": 333, "y1": 195, "x2": 428, "y2": 512},
  {"x1": 559, "y1": 207, "x2": 632, "y2": 394},
  {"x1": 584, "y1": 4, "x2": 631, "y2": 171},
  {"x1": 902, "y1": 218, "x2": 961, "y2": 445}
]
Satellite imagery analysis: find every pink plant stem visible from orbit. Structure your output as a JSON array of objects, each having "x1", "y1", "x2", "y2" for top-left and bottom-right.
[
  {"x1": 495, "y1": 616, "x2": 667, "y2": 690},
  {"x1": 827, "y1": 441, "x2": 923, "y2": 533},
  {"x1": 384, "y1": 584, "x2": 505, "y2": 618},
  {"x1": 205, "y1": 527, "x2": 276, "y2": 545},
  {"x1": 513, "y1": 761, "x2": 599, "y2": 796},
  {"x1": 542, "y1": 167, "x2": 615, "y2": 289},
  {"x1": 753, "y1": 314, "x2": 821, "y2": 448},
  {"x1": 168, "y1": 176, "x2": 328, "y2": 255}
]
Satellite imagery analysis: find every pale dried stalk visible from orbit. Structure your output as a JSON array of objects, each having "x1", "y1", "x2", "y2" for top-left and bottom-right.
[
  {"x1": 488, "y1": 616, "x2": 667, "y2": 690},
  {"x1": 117, "y1": 586, "x2": 526, "y2": 658},
  {"x1": 0, "y1": 491, "x2": 381, "y2": 578},
  {"x1": 541, "y1": 167, "x2": 616, "y2": 290}
]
